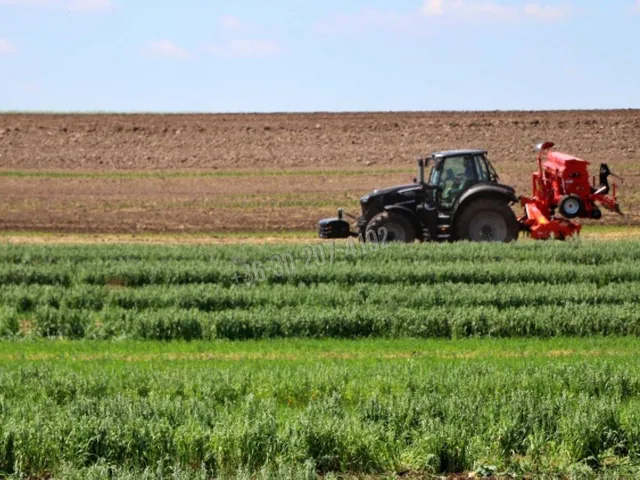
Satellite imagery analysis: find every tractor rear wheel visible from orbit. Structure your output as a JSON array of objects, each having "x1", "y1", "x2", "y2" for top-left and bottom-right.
[
  {"x1": 366, "y1": 211, "x2": 416, "y2": 244},
  {"x1": 455, "y1": 199, "x2": 519, "y2": 243}
]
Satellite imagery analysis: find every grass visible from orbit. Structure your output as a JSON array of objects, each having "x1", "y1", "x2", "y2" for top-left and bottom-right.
[
  {"x1": 2, "y1": 194, "x2": 361, "y2": 211},
  {"x1": 1, "y1": 338, "x2": 640, "y2": 478},
  {"x1": 0, "y1": 230, "x2": 320, "y2": 248},
  {"x1": 0, "y1": 224, "x2": 638, "y2": 245},
  {"x1": 0, "y1": 229, "x2": 316, "y2": 239},
  {"x1": 0, "y1": 167, "x2": 409, "y2": 180},
  {"x1": 580, "y1": 224, "x2": 640, "y2": 237},
  {"x1": 0, "y1": 336, "x2": 639, "y2": 361}
]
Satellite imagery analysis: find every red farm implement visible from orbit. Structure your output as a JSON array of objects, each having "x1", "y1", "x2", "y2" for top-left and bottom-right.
[{"x1": 518, "y1": 141, "x2": 623, "y2": 240}]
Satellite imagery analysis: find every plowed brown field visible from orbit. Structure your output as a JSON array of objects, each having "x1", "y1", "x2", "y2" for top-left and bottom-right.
[{"x1": 1, "y1": 110, "x2": 638, "y2": 233}]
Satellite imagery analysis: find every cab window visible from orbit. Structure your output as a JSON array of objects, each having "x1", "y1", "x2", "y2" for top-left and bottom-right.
[
  {"x1": 429, "y1": 161, "x2": 441, "y2": 186},
  {"x1": 473, "y1": 155, "x2": 490, "y2": 182},
  {"x1": 439, "y1": 156, "x2": 477, "y2": 206}
]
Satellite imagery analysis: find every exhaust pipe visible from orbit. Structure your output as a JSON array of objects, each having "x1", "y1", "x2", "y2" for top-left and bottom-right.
[{"x1": 417, "y1": 158, "x2": 425, "y2": 185}]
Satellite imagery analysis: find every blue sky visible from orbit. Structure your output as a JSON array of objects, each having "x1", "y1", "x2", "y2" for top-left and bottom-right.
[{"x1": 0, "y1": 0, "x2": 638, "y2": 112}]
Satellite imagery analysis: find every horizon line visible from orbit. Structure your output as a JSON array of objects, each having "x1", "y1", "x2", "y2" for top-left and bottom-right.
[{"x1": 1, "y1": 107, "x2": 640, "y2": 115}]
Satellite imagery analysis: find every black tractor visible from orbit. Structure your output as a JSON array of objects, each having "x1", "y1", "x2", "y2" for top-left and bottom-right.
[{"x1": 318, "y1": 149, "x2": 520, "y2": 243}]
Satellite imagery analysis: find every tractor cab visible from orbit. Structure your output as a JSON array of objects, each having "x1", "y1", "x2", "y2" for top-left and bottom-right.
[{"x1": 424, "y1": 150, "x2": 499, "y2": 210}]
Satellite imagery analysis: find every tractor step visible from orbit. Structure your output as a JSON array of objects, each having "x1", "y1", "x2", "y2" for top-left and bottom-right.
[
  {"x1": 422, "y1": 222, "x2": 452, "y2": 242},
  {"x1": 436, "y1": 224, "x2": 451, "y2": 241}
]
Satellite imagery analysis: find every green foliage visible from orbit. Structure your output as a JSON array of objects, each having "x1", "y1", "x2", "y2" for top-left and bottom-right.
[
  {"x1": 0, "y1": 340, "x2": 639, "y2": 477},
  {"x1": 1, "y1": 241, "x2": 640, "y2": 476},
  {"x1": 1, "y1": 241, "x2": 640, "y2": 340},
  {"x1": 0, "y1": 306, "x2": 19, "y2": 336}
]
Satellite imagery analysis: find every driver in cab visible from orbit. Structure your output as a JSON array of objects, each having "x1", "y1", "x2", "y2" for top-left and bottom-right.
[{"x1": 441, "y1": 157, "x2": 476, "y2": 205}]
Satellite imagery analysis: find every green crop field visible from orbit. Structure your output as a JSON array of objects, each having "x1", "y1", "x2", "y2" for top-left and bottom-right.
[
  {"x1": 2, "y1": 240, "x2": 640, "y2": 478},
  {"x1": 2, "y1": 339, "x2": 640, "y2": 479},
  {"x1": 2, "y1": 241, "x2": 640, "y2": 341}
]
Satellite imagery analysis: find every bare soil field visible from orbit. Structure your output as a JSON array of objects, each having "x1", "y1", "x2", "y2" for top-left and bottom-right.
[{"x1": 0, "y1": 110, "x2": 638, "y2": 233}]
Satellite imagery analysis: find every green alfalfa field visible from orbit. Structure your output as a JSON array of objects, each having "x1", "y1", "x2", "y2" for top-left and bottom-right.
[{"x1": 2, "y1": 238, "x2": 640, "y2": 478}]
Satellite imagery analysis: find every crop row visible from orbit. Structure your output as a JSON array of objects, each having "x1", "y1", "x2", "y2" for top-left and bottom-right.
[
  {"x1": 2, "y1": 261, "x2": 640, "y2": 287},
  {"x1": 1, "y1": 281, "x2": 639, "y2": 313},
  {"x1": 3, "y1": 303, "x2": 640, "y2": 340},
  {"x1": 2, "y1": 240, "x2": 640, "y2": 266}
]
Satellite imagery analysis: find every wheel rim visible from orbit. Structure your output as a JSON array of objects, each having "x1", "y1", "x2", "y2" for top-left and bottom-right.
[
  {"x1": 384, "y1": 222, "x2": 406, "y2": 242},
  {"x1": 468, "y1": 211, "x2": 507, "y2": 242},
  {"x1": 562, "y1": 198, "x2": 581, "y2": 216}
]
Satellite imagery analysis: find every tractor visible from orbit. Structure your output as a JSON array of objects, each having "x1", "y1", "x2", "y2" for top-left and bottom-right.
[{"x1": 317, "y1": 143, "x2": 622, "y2": 243}]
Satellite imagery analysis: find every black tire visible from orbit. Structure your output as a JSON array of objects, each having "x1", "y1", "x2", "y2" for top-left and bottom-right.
[
  {"x1": 455, "y1": 198, "x2": 519, "y2": 243},
  {"x1": 559, "y1": 194, "x2": 584, "y2": 219},
  {"x1": 365, "y1": 211, "x2": 416, "y2": 244}
]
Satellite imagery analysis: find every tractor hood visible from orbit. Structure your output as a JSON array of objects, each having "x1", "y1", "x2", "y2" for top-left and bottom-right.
[{"x1": 360, "y1": 183, "x2": 424, "y2": 209}]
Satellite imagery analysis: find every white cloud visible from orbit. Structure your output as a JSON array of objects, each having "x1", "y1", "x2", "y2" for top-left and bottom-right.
[
  {"x1": 206, "y1": 39, "x2": 281, "y2": 58},
  {"x1": 423, "y1": 0, "x2": 445, "y2": 15},
  {"x1": 67, "y1": 0, "x2": 112, "y2": 12},
  {"x1": 524, "y1": 3, "x2": 571, "y2": 20},
  {"x1": 420, "y1": 0, "x2": 570, "y2": 22},
  {"x1": 0, "y1": 0, "x2": 48, "y2": 5},
  {"x1": 147, "y1": 40, "x2": 191, "y2": 59},
  {"x1": 422, "y1": 0, "x2": 517, "y2": 19},
  {"x1": 314, "y1": 8, "x2": 428, "y2": 36},
  {"x1": 219, "y1": 14, "x2": 243, "y2": 29},
  {"x1": 317, "y1": 1, "x2": 570, "y2": 35},
  {"x1": 0, "y1": 38, "x2": 16, "y2": 53},
  {"x1": 211, "y1": 16, "x2": 281, "y2": 58},
  {"x1": 461, "y1": 2, "x2": 519, "y2": 20},
  {"x1": 0, "y1": 0, "x2": 113, "y2": 12}
]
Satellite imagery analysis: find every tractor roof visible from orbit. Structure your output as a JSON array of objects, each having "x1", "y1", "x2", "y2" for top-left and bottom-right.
[{"x1": 432, "y1": 149, "x2": 487, "y2": 159}]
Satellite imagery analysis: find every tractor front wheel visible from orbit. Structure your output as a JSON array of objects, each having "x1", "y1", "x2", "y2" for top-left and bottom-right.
[
  {"x1": 366, "y1": 211, "x2": 416, "y2": 244},
  {"x1": 455, "y1": 199, "x2": 519, "y2": 243}
]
